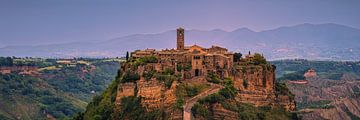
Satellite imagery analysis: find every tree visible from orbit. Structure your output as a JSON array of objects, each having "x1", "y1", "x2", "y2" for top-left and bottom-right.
[
  {"x1": 233, "y1": 52, "x2": 242, "y2": 62},
  {"x1": 253, "y1": 53, "x2": 266, "y2": 65},
  {"x1": 126, "y1": 51, "x2": 129, "y2": 61},
  {"x1": 0, "y1": 57, "x2": 13, "y2": 66}
]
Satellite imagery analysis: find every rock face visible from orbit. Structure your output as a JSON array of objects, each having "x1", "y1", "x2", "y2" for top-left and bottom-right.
[
  {"x1": 115, "y1": 82, "x2": 135, "y2": 105},
  {"x1": 287, "y1": 78, "x2": 360, "y2": 120},
  {"x1": 137, "y1": 79, "x2": 164, "y2": 110},
  {"x1": 115, "y1": 79, "x2": 177, "y2": 111},
  {"x1": 115, "y1": 60, "x2": 296, "y2": 119},
  {"x1": 231, "y1": 65, "x2": 296, "y2": 111}
]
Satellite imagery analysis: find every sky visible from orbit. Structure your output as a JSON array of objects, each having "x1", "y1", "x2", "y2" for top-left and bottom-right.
[{"x1": 1, "y1": 0, "x2": 360, "y2": 47}]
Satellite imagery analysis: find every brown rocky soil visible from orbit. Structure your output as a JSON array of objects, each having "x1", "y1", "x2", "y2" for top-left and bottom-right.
[{"x1": 286, "y1": 77, "x2": 360, "y2": 120}]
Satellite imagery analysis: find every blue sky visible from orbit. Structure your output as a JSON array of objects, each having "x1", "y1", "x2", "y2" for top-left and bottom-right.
[{"x1": 1, "y1": 0, "x2": 360, "y2": 46}]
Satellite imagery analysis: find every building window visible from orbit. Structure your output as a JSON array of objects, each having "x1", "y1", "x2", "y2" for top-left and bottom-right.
[{"x1": 194, "y1": 56, "x2": 200, "y2": 59}]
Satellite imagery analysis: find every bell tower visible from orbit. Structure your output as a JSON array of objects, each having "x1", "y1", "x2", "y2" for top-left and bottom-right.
[{"x1": 177, "y1": 27, "x2": 184, "y2": 50}]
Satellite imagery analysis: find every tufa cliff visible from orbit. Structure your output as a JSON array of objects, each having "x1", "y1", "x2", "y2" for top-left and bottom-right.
[{"x1": 79, "y1": 27, "x2": 296, "y2": 120}]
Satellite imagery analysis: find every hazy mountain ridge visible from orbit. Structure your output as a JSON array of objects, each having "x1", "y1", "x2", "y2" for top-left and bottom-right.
[{"x1": 1, "y1": 23, "x2": 359, "y2": 60}]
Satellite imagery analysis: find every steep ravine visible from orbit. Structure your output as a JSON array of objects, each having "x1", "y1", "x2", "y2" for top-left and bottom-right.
[{"x1": 286, "y1": 78, "x2": 360, "y2": 120}]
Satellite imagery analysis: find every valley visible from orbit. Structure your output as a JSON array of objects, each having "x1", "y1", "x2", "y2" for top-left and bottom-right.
[
  {"x1": 273, "y1": 60, "x2": 360, "y2": 120},
  {"x1": 0, "y1": 57, "x2": 121, "y2": 120}
]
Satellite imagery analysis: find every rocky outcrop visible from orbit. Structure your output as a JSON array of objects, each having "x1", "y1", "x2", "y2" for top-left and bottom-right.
[
  {"x1": 115, "y1": 79, "x2": 178, "y2": 112},
  {"x1": 287, "y1": 78, "x2": 360, "y2": 120},
  {"x1": 232, "y1": 65, "x2": 275, "y2": 93},
  {"x1": 115, "y1": 82, "x2": 135, "y2": 105},
  {"x1": 230, "y1": 65, "x2": 296, "y2": 111},
  {"x1": 115, "y1": 56, "x2": 296, "y2": 119},
  {"x1": 137, "y1": 79, "x2": 164, "y2": 110}
]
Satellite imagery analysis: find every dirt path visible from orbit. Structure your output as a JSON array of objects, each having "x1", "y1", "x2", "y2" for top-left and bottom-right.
[{"x1": 183, "y1": 83, "x2": 223, "y2": 120}]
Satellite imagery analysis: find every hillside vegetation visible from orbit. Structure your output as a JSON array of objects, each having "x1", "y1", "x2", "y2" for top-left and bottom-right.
[
  {"x1": 272, "y1": 59, "x2": 360, "y2": 80},
  {"x1": 0, "y1": 57, "x2": 120, "y2": 120}
]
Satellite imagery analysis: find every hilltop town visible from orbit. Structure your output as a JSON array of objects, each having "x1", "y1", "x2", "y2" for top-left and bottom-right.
[{"x1": 82, "y1": 28, "x2": 297, "y2": 120}]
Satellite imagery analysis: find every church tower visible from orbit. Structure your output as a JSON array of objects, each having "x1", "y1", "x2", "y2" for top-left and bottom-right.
[{"x1": 177, "y1": 27, "x2": 184, "y2": 50}]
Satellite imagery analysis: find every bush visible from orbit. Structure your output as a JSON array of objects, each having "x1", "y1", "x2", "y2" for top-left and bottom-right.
[
  {"x1": 133, "y1": 56, "x2": 158, "y2": 66},
  {"x1": 111, "y1": 96, "x2": 163, "y2": 119},
  {"x1": 191, "y1": 103, "x2": 211, "y2": 119},
  {"x1": 184, "y1": 84, "x2": 209, "y2": 97},
  {"x1": 243, "y1": 79, "x2": 248, "y2": 89},
  {"x1": 121, "y1": 70, "x2": 140, "y2": 83},
  {"x1": 199, "y1": 93, "x2": 225, "y2": 104},
  {"x1": 206, "y1": 72, "x2": 221, "y2": 84},
  {"x1": 253, "y1": 53, "x2": 267, "y2": 65},
  {"x1": 186, "y1": 86, "x2": 200, "y2": 97},
  {"x1": 176, "y1": 64, "x2": 183, "y2": 71},
  {"x1": 219, "y1": 80, "x2": 237, "y2": 99},
  {"x1": 275, "y1": 83, "x2": 294, "y2": 98},
  {"x1": 184, "y1": 64, "x2": 192, "y2": 71},
  {"x1": 142, "y1": 70, "x2": 155, "y2": 80},
  {"x1": 163, "y1": 68, "x2": 175, "y2": 75}
]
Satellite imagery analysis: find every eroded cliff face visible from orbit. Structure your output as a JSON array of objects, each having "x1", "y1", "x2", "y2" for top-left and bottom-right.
[
  {"x1": 115, "y1": 79, "x2": 177, "y2": 110},
  {"x1": 114, "y1": 59, "x2": 296, "y2": 119},
  {"x1": 287, "y1": 78, "x2": 360, "y2": 120},
  {"x1": 231, "y1": 65, "x2": 296, "y2": 111}
]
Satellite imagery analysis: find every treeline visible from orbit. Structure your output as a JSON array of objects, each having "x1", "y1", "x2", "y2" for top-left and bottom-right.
[
  {"x1": 0, "y1": 57, "x2": 13, "y2": 66},
  {"x1": 271, "y1": 60, "x2": 360, "y2": 80}
]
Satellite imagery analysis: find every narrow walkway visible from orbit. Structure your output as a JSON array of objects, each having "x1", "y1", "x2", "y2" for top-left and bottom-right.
[{"x1": 183, "y1": 83, "x2": 223, "y2": 120}]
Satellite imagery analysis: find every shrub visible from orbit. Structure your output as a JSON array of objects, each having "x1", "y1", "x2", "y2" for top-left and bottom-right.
[
  {"x1": 142, "y1": 70, "x2": 155, "y2": 80},
  {"x1": 133, "y1": 56, "x2": 158, "y2": 67},
  {"x1": 121, "y1": 70, "x2": 140, "y2": 83},
  {"x1": 206, "y1": 72, "x2": 221, "y2": 84},
  {"x1": 219, "y1": 80, "x2": 237, "y2": 99},
  {"x1": 253, "y1": 53, "x2": 267, "y2": 65},
  {"x1": 191, "y1": 103, "x2": 211, "y2": 119},
  {"x1": 275, "y1": 83, "x2": 294, "y2": 98},
  {"x1": 185, "y1": 86, "x2": 200, "y2": 97},
  {"x1": 163, "y1": 68, "x2": 175, "y2": 75},
  {"x1": 176, "y1": 64, "x2": 183, "y2": 71},
  {"x1": 184, "y1": 64, "x2": 192, "y2": 71},
  {"x1": 243, "y1": 79, "x2": 248, "y2": 89},
  {"x1": 199, "y1": 93, "x2": 225, "y2": 104},
  {"x1": 153, "y1": 73, "x2": 177, "y2": 89},
  {"x1": 174, "y1": 98, "x2": 184, "y2": 109}
]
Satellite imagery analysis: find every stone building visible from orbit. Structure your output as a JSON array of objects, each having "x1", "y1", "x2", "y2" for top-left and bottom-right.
[{"x1": 131, "y1": 27, "x2": 234, "y2": 78}]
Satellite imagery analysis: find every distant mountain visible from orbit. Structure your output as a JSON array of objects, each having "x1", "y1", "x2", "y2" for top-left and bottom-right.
[{"x1": 1, "y1": 23, "x2": 360, "y2": 60}]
